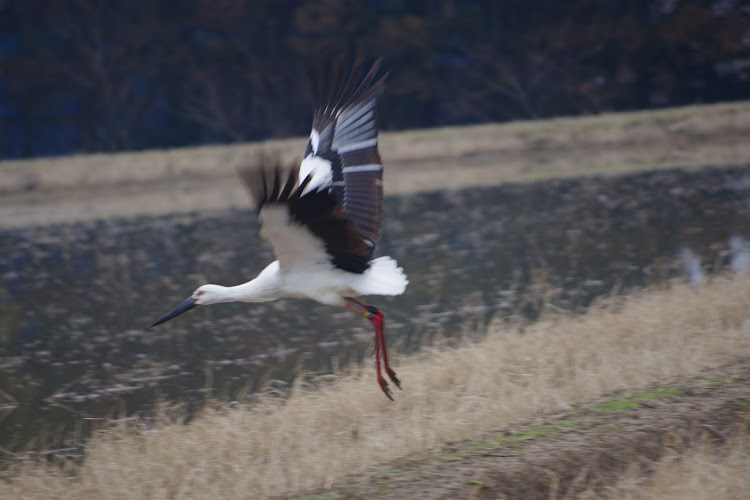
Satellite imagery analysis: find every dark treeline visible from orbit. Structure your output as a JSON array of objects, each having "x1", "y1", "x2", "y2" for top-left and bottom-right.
[{"x1": 1, "y1": 0, "x2": 749, "y2": 159}]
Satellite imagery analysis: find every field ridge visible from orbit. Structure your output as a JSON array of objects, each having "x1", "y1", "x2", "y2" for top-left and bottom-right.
[{"x1": 2, "y1": 100, "x2": 749, "y2": 228}]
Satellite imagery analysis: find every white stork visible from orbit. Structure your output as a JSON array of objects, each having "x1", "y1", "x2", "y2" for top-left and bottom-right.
[{"x1": 150, "y1": 56, "x2": 408, "y2": 399}]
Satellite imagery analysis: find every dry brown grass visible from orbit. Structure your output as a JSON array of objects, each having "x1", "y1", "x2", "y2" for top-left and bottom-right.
[
  {"x1": 3, "y1": 271, "x2": 750, "y2": 498},
  {"x1": 596, "y1": 433, "x2": 750, "y2": 500},
  {"x1": 2, "y1": 100, "x2": 750, "y2": 227}
]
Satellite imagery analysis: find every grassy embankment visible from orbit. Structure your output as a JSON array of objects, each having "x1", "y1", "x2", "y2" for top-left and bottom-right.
[
  {"x1": 3, "y1": 271, "x2": 750, "y2": 498},
  {"x1": 1, "y1": 100, "x2": 750, "y2": 227}
]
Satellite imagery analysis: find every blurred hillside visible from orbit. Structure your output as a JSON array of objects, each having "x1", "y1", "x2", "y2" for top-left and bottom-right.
[{"x1": 1, "y1": 0, "x2": 749, "y2": 158}]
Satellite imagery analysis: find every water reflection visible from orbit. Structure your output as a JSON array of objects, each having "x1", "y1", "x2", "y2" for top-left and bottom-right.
[
  {"x1": 677, "y1": 247, "x2": 703, "y2": 284},
  {"x1": 1, "y1": 165, "x2": 749, "y2": 456},
  {"x1": 729, "y1": 235, "x2": 750, "y2": 274}
]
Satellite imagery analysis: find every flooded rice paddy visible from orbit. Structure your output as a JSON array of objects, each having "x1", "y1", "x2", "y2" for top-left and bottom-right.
[{"x1": 1, "y1": 165, "x2": 750, "y2": 457}]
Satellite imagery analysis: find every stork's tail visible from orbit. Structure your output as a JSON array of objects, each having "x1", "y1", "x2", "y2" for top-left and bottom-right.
[{"x1": 360, "y1": 256, "x2": 408, "y2": 296}]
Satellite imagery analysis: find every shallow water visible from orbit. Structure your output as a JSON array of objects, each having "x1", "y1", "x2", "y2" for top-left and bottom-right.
[{"x1": 1, "y1": 166, "x2": 749, "y2": 456}]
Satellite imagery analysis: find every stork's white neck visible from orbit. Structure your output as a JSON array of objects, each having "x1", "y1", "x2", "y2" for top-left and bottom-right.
[{"x1": 195, "y1": 261, "x2": 282, "y2": 305}]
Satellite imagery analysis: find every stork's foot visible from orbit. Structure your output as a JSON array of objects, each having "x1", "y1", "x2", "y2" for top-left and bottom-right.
[
  {"x1": 378, "y1": 375, "x2": 394, "y2": 401},
  {"x1": 386, "y1": 367, "x2": 401, "y2": 390}
]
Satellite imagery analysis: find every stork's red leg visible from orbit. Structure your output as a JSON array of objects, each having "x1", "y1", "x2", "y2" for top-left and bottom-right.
[
  {"x1": 372, "y1": 319, "x2": 392, "y2": 400},
  {"x1": 369, "y1": 309, "x2": 401, "y2": 389},
  {"x1": 345, "y1": 298, "x2": 400, "y2": 399}
]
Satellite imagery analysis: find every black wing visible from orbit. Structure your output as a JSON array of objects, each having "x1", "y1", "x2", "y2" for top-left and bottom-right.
[
  {"x1": 304, "y1": 56, "x2": 388, "y2": 256},
  {"x1": 240, "y1": 160, "x2": 373, "y2": 274}
]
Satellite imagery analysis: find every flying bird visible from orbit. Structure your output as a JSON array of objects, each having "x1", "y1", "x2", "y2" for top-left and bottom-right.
[{"x1": 150, "y1": 56, "x2": 408, "y2": 399}]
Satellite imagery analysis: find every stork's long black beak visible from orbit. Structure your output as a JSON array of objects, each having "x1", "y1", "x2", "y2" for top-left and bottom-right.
[{"x1": 149, "y1": 297, "x2": 198, "y2": 327}]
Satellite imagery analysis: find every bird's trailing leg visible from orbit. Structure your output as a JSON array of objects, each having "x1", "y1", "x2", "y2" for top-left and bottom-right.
[
  {"x1": 368, "y1": 308, "x2": 401, "y2": 389},
  {"x1": 345, "y1": 297, "x2": 401, "y2": 400}
]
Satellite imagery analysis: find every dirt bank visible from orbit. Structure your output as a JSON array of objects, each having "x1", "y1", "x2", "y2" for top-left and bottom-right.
[
  {"x1": 290, "y1": 361, "x2": 750, "y2": 500},
  {"x1": 2, "y1": 101, "x2": 750, "y2": 228}
]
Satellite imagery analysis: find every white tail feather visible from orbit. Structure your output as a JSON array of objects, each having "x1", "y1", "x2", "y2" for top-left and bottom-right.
[{"x1": 359, "y1": 256, "x2": 408, "y2": 296}]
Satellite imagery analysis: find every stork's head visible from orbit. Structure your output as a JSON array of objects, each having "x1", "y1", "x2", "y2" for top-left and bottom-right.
[{"x1": 149, "y1": 284, "x2": 227, "y2": 327}]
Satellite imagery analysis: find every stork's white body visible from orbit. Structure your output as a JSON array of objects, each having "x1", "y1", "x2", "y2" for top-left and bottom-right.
[
  {"x1": 254, "y1": 202, "x2": 406, "y2": 306},
  {"x1": 199, "y1": 255, "x2": 406, "y2": 308}
]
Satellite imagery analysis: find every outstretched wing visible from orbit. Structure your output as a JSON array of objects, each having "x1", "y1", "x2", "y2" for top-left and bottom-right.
[
  {"x1": 239, "y1": 160, "x2": 374, "y2": 274},
  {"x1": 302, "y1": 56, "x2": 388, "y2": 258}
]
